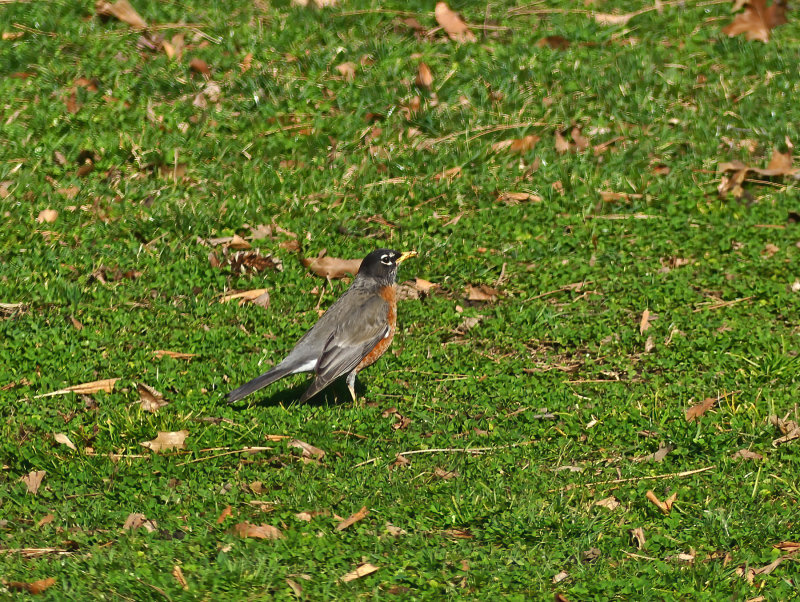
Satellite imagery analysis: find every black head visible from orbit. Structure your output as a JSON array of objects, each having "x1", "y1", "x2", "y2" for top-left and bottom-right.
[{"x1": 356, "y1": 248, "x2": 417, "y2": 285}]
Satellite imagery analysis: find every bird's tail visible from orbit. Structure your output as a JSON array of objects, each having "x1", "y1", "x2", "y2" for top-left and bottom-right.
[{"x1": 227, "y1": 365, "x2": 294, "y2": 404}]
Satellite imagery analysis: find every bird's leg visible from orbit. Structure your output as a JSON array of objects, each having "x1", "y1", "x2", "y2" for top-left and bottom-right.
[{"x1": 346, "y1": 371, "x2": 357, "y2": 403}]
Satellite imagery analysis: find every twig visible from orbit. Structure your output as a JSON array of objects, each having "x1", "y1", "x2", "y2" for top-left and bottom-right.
[
  {"x1": 527, "y1": 281, "x2": 590, "y2": 302},
  {"x1": 585, "y1": 213, "x2": 661, "y2": 220},
  {"x1": 355, "y1": 440, "x2": 535, "y2": 468},
  {"x1": 260, "y1": 123, "x2": 314, "y2": 137},
  {"x1": 176, "y1": 446, "x2": 273, "y2": 466},
  {"x1": 549, "y1": 465, "x2": 715, "y2": 493},
  {"x1": 0, "y1": 548, "x2": 74, "y2": 557},
  {"x1": 12, "y1": 23, "x2": 56, "y2": 36},
  {"x1": 692, "y1": 296, "x2": 753, "y2": 313}
]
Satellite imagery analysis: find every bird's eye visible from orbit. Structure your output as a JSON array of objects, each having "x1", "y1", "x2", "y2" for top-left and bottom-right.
[{"x1": 380, "y1": 254, "x2": 392, "y2": 265}]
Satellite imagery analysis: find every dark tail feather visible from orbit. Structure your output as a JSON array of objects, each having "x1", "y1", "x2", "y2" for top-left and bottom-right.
[{"x1": 227, "y1": 366, "x2": 293, "y2": 403}]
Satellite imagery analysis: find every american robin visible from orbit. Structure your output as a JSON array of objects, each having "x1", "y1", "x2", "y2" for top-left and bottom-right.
[{"x1": 228, "y1": 248, "x2": 417, "y2": 404}]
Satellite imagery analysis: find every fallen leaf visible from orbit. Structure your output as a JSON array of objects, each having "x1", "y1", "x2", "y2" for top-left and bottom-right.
[
  {"x1": 95, "y1": 0, "x2": 147, "y2": 29},
  {"x1": 639, "y1": 308, "x2": 651, "y2": 334},
  {"x1": 35, "y1": 377, "x2": 119, "y2": 398},
  {"x1": 233, "y1": 522, "x2": 285, "y2": 539},
  {"x1": 189, "y1": 58, "x2": 211, "y2": 77},
  {"x1": 335, "y1": 506, "x2": 369, "y2": 531},
  {"x1": 123, "y1": 513, "x2": 158, "y2": 532},
  {"x1": 301, "y1": 255, "x2": 361, "y2": 279},
  {"x1": 220, "y1": 289, "x2": 270, "y2": 308},
  {"x1": 466, "y1": 284, "x2": 500, "y2": 302},
  {"x1": 433, "y1": 467, "x2": 459, "y2": 480},
  {"x1": 492, "y1": 134, "x2": 539, "y2": 154},
  {"x1": 335, "y1": 62, "x2": 357, "y2": 82},
  {"x1": 593, "y1": 11, "x2": 637, "y2": 26},
  {"x1": 732, "y1": 449, "x2": 764, "y2": 460},
  {"x1": 37, "y1": 209, "x2": 58, "y2": 224},
  {"x1": 555, "y1": 130, "x2": 571, "y2": 154},
  {"x1": 770, "y1": 414, "x2": 800, "y2": 446},
  {"x1": 22, "y1": 470, "x2": 46, "y2": 495},
  {"x1": 217, "y1": 505, "x2": 233, "y2": 524},
  {"x1": 213, "y1": 249, "x2": 282, "y2": 275},
  {"x1": 753, "y1": 556, "x2": 784, "y2": 575},
  {"x1": 153, "y1": 350, "x2": 197, "y2": 360},
  {"x1": 594, "y1": 496, "x2": 620, "y2": 510},
  {"x1": 54, "y1": 433, "x2": 77, "y2": 450},
  {"x1": 416, "y1": 62, "x2": 433, "y2": 89},
  {"x1": 288, "y1": 439, "x2": 325, "y2": 459},
  {"x1": 581, "y1": 547, "x2": 601, "y2": 563},
  {"x1": 633, "y1": 444, "x2": 673, "y2": 463},
  {"x1": 630, "y1": 527, "x2": 646, "y2": 549},
  {"x1": 140, "y1": 430, "x2": 188, "y2": 452},
  {"x1": 686, "y1": 396, "x2": 718, "y2": 422},
  {"x1": 70, "y1": 316, "x2": 83, "y2": 330},
  {"x1": 553, "y1": 570, "x2": 569, "y2": 583},
  {"x1": 340, "y1": 562, "x2": 379, "y2": 583},
  {"x1": 173, "y1": 565, "x2": 188, "y2": 590},
  {"x1": 137, "y1": 383, "x2": 167, "y2": 412},
  {"x1": 433, "y1": 166, "x2": 461, "y2": 182},
  {"x1": 37, "y1": 513, "x2": 55, "y2": 527},
  {"x1": 722, "y1": 0, "x2": 787, "y2": 43},
  {"x1": 414, "y1": 278, "x2": 438, "y2": 293},
  {"x1": 434, "y1": 2, "x2": 476, "y2": 42},
  {"x1": 7, "y1": 578, "x2": 57, "y2": 595},
  {"x1": 646, "y1": 490, "x2": 677, "y2": 514},
  {"x1": 774, "y1": 541, "x2": 800, "y2": 553},
  {"x1": 496, "y1": 191, "x2": 542, "y2": 204},
  {"x1": 286, "y1": 578, "x2": 303, "y2": 597},
  {"x1": 385, "y1": 522, "x2": 407, "y2": 536},
  {"x1": 537, "y1": 35, "x2": 570, "y2": 49}
]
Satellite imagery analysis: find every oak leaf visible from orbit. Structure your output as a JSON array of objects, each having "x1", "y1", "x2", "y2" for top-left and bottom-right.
[
  {"x1": 434, "y1": 2, "x2": 476, "y2": 42},
  {"x1": 722, "y1": 0, "x2": 788, "y2": 43}
]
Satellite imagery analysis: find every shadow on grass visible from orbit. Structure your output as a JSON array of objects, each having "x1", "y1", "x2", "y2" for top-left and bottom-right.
[{"x1": 226, "y1": 377, "x2": 365, "y2": 410}]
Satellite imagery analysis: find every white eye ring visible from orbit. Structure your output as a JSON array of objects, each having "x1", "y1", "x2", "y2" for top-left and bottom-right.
[{"x1": 380, "y1": 254, "x2": 393, "y2": 265}]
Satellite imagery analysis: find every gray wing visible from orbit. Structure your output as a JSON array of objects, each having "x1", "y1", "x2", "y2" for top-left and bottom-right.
[{"x1": 298, "y1": 294, "x2": 390, "y2": 402}]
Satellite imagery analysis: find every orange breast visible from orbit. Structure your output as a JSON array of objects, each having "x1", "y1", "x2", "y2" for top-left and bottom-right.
[{"x1": 356, "y1": 285, "x2": 396, "y2": 372}]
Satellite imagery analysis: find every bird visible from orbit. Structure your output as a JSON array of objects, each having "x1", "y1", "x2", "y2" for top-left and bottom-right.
[{"x1": 228, "y1": 248, "x2": 417, "y2": 404}]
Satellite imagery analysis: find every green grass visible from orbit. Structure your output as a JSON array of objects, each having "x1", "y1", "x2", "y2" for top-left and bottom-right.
[{"x1": 2, "y1": 0, "x2": 800, "y2": 598}]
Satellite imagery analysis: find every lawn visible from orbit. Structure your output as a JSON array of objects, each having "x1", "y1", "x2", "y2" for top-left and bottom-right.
[{"x1": 1, "y1": 0, "x2": 799, "y2": 598}]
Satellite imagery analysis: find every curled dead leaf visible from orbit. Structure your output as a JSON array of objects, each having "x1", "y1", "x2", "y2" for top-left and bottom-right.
[
  {"x1": 593, "y1": 11, "x2": 636, "y2": 26},
  {"x1": 594, "y1": 496, "x2": 620, "y2": 510},
  {"x1": 220, "y1": 289, "x2": 270, "y2": 308},
  {"x1": 645, "y1": 490, "x2": 677, "y2": 514},
  {"x1": 95, "y1": 0, "x2": 147, "y2": 29},
  {"x1": 288, "y1": 438, "x2": 325, "y2": 459},
  {"x1": 233, "y1": 522, "x2": 284, "y2": 539},
  {"x1": 123, "y1": 512, "x2": 158, "y2": 532},
  {"x1": 435, "y1": 2, "x2": 476, "y2": 42},
  {"x1": 335, "y1": 62, "x2": 357, "y2": 82},
  {"x1": 301, "y1": 255, "x2": 361, "y2": 279},
  {"x1": 686, "y1": 396, "x2": 718, "y2": 422},
  {"x1": 416, "y1": 62, "x2": 433, "y2": 89},
  {"x1": 137, "y1": 383, "x2": 167, "y2": 413},
  {"x1": 54, "y1": 433, "x2": 77, "y2": 450},
  {"x1": 21, "y1": 470, "x2": 46, "y2": 495},
  {"x1": 340, "y1": 562, "x2": 379, "y2": 583},
  {"x1": 140, "y1": 430, "x2": 188, "y2": 452},
  {"x1": 7, "y1": 578, "x2": 57, "y2": 595},
  {"x1": 466, "y1": 284, "x2": 500, "y2": 302},
  {"x1": 35, "y1": 377, "x2": 119, "y2": 398},
  {"x1": 37, "y1": 209, "x2": 58, "y2": 224},
  {"x1": 172, "y1": 565, "x2": 188, "y2": 590},
  {"x1": 722, "y1": 0, "x2": 787, "y2": 43},
  {"x1": 335, "y1": 506, "x2": 369, "y2": 531},
  {"x1": 153, "y1": 350, "x2": 197, "y2": 360}
]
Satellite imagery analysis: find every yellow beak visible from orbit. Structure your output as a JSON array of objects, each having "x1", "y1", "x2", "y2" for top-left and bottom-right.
[{"x1": 396, "y1": 250, "x2": 418, "y2": 264}]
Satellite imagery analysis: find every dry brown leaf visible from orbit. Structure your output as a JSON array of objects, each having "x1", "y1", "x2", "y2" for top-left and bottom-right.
[
  {"x1": 593, "y1": 11, "x2": 637, "y2": 26},
  {"x1": 22, "y1": 470, "x2": 46, "y2": 495},
  {"x1": 228, "y1": 234, "x2": 251, "y2": 250},
  {"x1": 172, "y1": 565, "x2": 188, "y2": 590},
  {"x1": 552, "y1": 570, "x2": 569, "y2": 584},
  {"x1": 686, "y1": 396, "x2": 718, "y2": 422},
  {"x1": 433, "y1": 166, "x2": 461, "y2": 182},
  {"x1": 95, "y1": 0, "x2": 147, "y2": 29},
  {"x1": 435, "y1": 2, "x2": 475, "y2": 42},
  {"x1": 594, "y1": 496, "x2": 620, "y2": 510},
  {"x1": 335, "y1": 506, "x2": 369, "y2": 531},
  {"x1": 774, "y1": 541, "x2": 800, "y2": 553},
  {"x1": 7, "y1": 578, "x2": 57, "y2": 595},
  {"x1": 36, "y1": 513, "x2": 55, "y2": 527},
  {"x1": 233, "y1": 522, "x2": 284, "y2": 539},
  {"x1": 140, "y1": 430, "x2": 188, "y2": 452},
  {"x1": 220, "y1": 289, "x2": 270, "y2": 308},
  {"x1": 639, "y1": 308, "x2": 651, "y2": 334},
  {"x1": 288, "y1": 438, "x2": 325, "y2": 459},
  {"x1": 732, "y1": 448, "x2": 764, "y2": 460},
  {"x1": 554, "y1": 130, "x2": 571, "y2": 154},
  {"x1": 497, "y1": 191, "x2": 542, "y2": 204},
  {"x1": 301, "y1": 255, "x2": 361, "y2": 279},
  {"x1": 722, "y1": 0, "x2": 787, "y2": 43},
  {"x1": 335, "y1": 62, "x2": 357, "y2": 82},
  {"x1": 466, "y1": 284, "x2": 500, "y2": 302},
  {"x1": 434, "y1": 467, "x2": 459, "y2": 480},
  {"x1": 340, "y1": 562, "x2": 379, "y2": 583},
  {"x1": 217, "y1": 505, "x2": 233, "y2": 524},
  {"x1": 189, "y1": 58, "x2": 211, "y2": 77},
  {"x1": 286, "y1": 578, "x2": 303, "y2": 597},
  {"x1": 54, "y1": 433, "x2": 77, "y2": 450},
  {"x1": 416, "y1": 62, "x2": 433, "y2": 89},
  {"x1": 414, "y1": 278, "x2": 438, "y2": 293},
  {"x1": 492, "y1": 134, "x2": 540, "y2": 154},
  {"x1": 70, "y1": 316, "x2": 83, "y2": 330},
  {"x1": 646, "y1": 490, "x2": 677, "y2": 514},
  {"x1": 537, "y1": 35, "x2": 570, "y2": 49},
  {"x1": 37, "y1": 209, "x2": 58, "y2": 224},
  {"x1": 137, "y1": 383, "x2": 167, "y2": 412},
  {"x1": 153, "y1": 350, "x2": 197, "y2": 360},
  {"x1": 386, "y1": 523, "x2": 407, "y2": 536},
  {"x1": 35, "y1": 377, "x2": 119, "y2": 398},
  {"x1": 123, "y1": 513, "x2": 158, "y2": 532},
  {"x1": 633, "y1": 444, "x2": 673, "y2": 463},
  {"x1": 630, "y1": 527, "x2": 646, "y2": 549}
]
